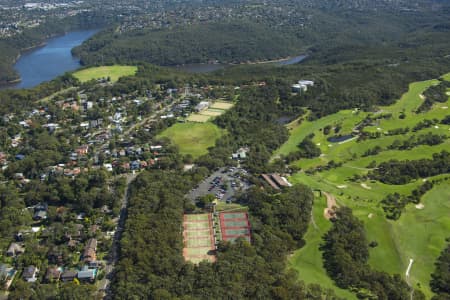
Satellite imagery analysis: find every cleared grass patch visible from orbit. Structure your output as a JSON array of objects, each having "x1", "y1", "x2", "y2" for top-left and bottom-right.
[
  {"x1": 73, "y1": 65, "x2": 137, "y2": 83},
  {"x1": 157, "y1": 122, "x2": 224, "y2": 158}
]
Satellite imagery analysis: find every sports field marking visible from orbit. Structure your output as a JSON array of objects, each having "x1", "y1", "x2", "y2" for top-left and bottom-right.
[
  {"x1": 186, "y1": 114, "x2": 211, "y2": 123},
  {"x1": 186, "y1": 238, "x2": 212, "y2": 248},
  {"x1": 223, "y1": 220, "x2": 249, "y2": 227},
  {"x1": 185, "y1": 230, "x2": 211, "y2": 238},
  {"x1": 225, "y1": 228, "x2": 250, "y2": 236},
  {"x1": 185, "y1": 247, "x2": 213, "y2": 256},
  {"x1": 222, "y1": 213, "x2": 247, "y2": 219},
  {"x1": 184, "y1": 222, "x2": 210, "y2": 230}
]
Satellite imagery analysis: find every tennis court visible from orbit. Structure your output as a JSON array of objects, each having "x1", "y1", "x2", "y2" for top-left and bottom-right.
[
  {"x1": 222, "y1": 212, "x2": 247, "y2": 220},
  {"x1": 183, "y1": 213, "x2": 216, "y2": 263},
  {"x1": 184, "y1": 222, "x2": 210, "y2": 230},
  {"x1": 185, "y1": 214, "x2": 210, "y2": 222},
  {"x1": 223, "y1": 220, "x2": 249, "y2": 228},
  {"x1": 225, "y1": 228, "x2": 250, "y2": 236},
  {"x1": 185, "y1": 237, "x2": 212, "y2": 248},
  {"x1": 219, "y1": 212, "x2": 251, "y2": 243},
  {"x1": 185, "y1": 230, "x2": 211, "y2": 238}
]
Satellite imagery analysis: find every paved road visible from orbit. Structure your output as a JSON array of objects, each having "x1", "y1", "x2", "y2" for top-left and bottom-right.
[{"x1": 100, "y1": 173, "x2": 137, "y2": 298}]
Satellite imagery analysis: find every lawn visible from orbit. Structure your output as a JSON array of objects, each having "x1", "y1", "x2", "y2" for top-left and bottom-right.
[
  {"x1": 73, "y1": 65, "x2": 137, "y2": 83},
  {"x1": 157, "y1": 122, "x2": 224, "y2": 158},
  {"x1": 387, "y1": 184, "x2": 450, "y2": 298}
]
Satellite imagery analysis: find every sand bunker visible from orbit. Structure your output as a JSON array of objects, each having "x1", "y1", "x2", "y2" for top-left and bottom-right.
[
  {"x1": 361, "y1": 183, "x2": 372, "y2": 190},
  {"x1": 415, "y1": 203, "x2": 425, "y2": 210}
]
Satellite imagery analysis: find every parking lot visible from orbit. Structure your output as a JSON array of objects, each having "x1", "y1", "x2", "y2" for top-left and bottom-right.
[{"x1": 186, "y1": 167, "x2": 251, "y2": 204}]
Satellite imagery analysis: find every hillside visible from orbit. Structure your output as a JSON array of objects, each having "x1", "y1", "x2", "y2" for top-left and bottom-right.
[{"x1": 275, "y1": 73, "x2": 450, "y2": 298}]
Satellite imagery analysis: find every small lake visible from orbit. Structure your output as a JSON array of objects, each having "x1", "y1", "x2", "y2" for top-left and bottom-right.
[
  {"x1": 11, "y1": 29, "x2": 99, "y2": 89},
  {"x1": 327, "y1": 135, "x2": 355, "y2": 143}
]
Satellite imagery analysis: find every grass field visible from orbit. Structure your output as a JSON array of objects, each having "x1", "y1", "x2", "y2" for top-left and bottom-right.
[
  {"x1": 277, "y1": 72, "x2": 450, "y2": 297},
  {"x1": 73, "y1": 65, "x2": 137, "y2": 83},
  {"x1": 157, "y1": 122, "x2": 224, "y2": 158}
]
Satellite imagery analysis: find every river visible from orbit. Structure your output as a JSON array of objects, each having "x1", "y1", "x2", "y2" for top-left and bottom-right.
[
  {"x1": 10, "y1": 28, "x2": 305, "y2": 87},
  {"x1": 172, "y1": 55, "x2": 307, "y2": 74},
  {"x1": 11, "y1": 29, "x2": 98, "y2": 89}
]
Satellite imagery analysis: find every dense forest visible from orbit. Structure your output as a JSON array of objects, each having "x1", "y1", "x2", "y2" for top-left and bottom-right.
[
  {"x1": 73, "y1": 21, "x2": 306, "y2": 66},
  {"x1": 111, "y1": 170, "x2": 342, "y2": 299},
  {"x1": 369, "y1": 151, "x2": 450, "y2": 185},
  {"x1": 431, "y1": 241, "x2": 450, "y2": 300}
]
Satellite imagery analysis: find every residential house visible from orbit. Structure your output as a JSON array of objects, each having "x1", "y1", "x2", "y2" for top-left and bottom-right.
[
  {"x1": 33, "y1": 203, "x2": 48, "y2": 221},
  {"x1": 61, "y1": 270, "x2": 77, "y2": 282},
  {"x1": 22, "y1": 265, "x2": 39, "y2": 282},
  {"x1": 75, "y1": 145, "x2": 89, "y2": 156},
  {"x1": 44, "y1": 267, "x2": 61, "y2": 283},
  {"x1": 77, "y1": 267, "x2": 96, "y2": 283},
  {"x1": 130, "y1": 160, "x2": 140, "y2": 171},
  {"x1": 0, "y1": 264, "x2": 16, "y2": 290},
  {"x1": 48, "y1": 249, "x2": 63, "y2": 265},
  {"x1": 83, "y1": 238, "x2": 97, "y2": 263},
  {"x1": 6, "y1": 243, "x2": 24, "y2": 257}
]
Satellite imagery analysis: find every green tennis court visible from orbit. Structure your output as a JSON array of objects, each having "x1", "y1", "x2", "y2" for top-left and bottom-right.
[
  {"x1": 223, "y1": 220, "x2": 248, "y2": 227},
  {"x1": 222, "y1": 213, "x2": 247, "y2": 219},
  {"x1": 225, "y1": 228, "x2": 250, "y2": 236}
]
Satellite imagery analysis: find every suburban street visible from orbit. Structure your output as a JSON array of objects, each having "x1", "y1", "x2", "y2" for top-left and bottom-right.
[{"x1": 98, "y1": 173, "x2": 137, "y2": 298}]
